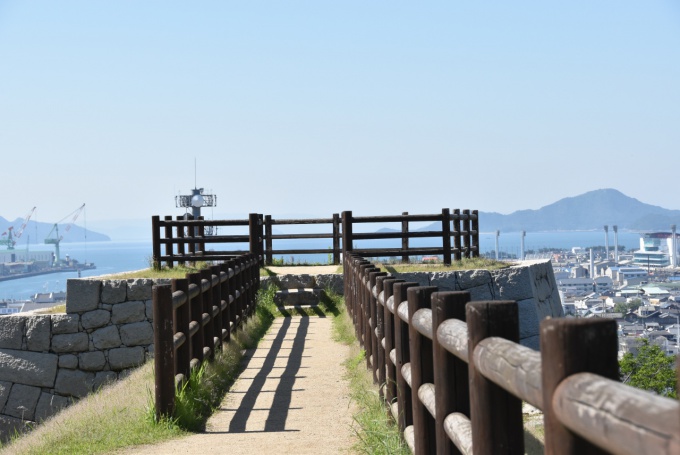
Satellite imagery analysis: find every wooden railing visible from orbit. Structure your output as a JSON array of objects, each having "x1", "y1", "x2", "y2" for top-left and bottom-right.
[
  {"x1": 151, "y1": 209, "x2": 479, "y2": 268},
  {"x1": 344, "y1": 254, "x2": 680, "y2": 455},
  {"x1": 151, "y1": 253, "x2": 260, "y2": 419}
]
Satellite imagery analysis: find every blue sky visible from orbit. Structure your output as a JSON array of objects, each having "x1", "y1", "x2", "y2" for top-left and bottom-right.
[{"x1": 1, "y1": 1, "x2": 679, "y2": 234}]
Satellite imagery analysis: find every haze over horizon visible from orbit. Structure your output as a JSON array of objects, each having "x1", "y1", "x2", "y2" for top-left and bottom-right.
[{"x1": 1, "y1": 1, "x2": 678, "y2": 225}]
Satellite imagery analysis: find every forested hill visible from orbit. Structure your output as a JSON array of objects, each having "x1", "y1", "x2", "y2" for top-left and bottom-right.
[{"x1": 479, "y1": 189, "x2": 680, "y2": 232}]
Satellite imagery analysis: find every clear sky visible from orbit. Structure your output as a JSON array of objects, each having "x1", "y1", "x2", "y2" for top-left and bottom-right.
[{"x1": 1, "y1": 1, "x2": 679, "y2": 233}]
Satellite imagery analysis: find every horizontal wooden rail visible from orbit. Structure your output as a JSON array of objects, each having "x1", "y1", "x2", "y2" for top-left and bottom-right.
[{"x1": 344, "y1": 254, "x2": 680, "y2": 455}]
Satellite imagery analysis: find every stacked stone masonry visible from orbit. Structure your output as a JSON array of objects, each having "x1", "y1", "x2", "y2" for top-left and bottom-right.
[{"x1": 0, "y1": 277, "x2": 168, "y2": 440}]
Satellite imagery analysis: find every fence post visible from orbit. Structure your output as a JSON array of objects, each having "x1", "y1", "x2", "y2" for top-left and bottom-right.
[
  {"x1": 393, "y1": 281, "x2": 419, "y2": 432},
  {"x1": 362, "y1": 264, "x2": 379, "y2": 367},
  {"x1": 211, "y1": 265, "x2": 223, "y2": 349},
  {"x1": 333, "y1": 213, "x2": 341, "y2": 265},
  {"x1": 172, "y1": 278, "x2": 191, "y2": 383},
  {"x1": 441, "y1": 209, "x2": 452, "y2": 266},
  {"x1": 540, "y1": 318, "x2": 619, "y2": 455},
  {"x1": 462, "y1": 210, "x2": 471, "y2": 259},
  {"x1": 226, "y1": 258, "x2": 237, "y2": 332},
  {"x1": 188, "y1": 272, "x2": 205, "y2": 364},
  {"x1": 369, "y1": 270, "x2": 388, "y2": 383},
  {"x1": 248, "y1": 213, "x2": 260, "y2": 264},
  {"x1": 265, "y1": 215, "x2": 273, "y2": 265},
  {"x1": 176, "y1": 215, "x2": 186, "y2": 267},
  {"x1": 198, "y1": 216, "x2": 206, "y2": 256},
  {"x1": 401, "y1": 212, "x2": 410, "y2": 263},
  {"x1": 152, "y1": 216, "x2": 161, "y2": 270},
  {"x1": 467, "y1": 300, "x2": 524, "y2": 455},
  {"x1": 375, "y1": 274, "x2": 393, "y2": 398},
  {"x1": 432, "y1": 291, "x2": 470, "y2": 455},
  {"x1": 452, "y1": 209, "x2": 462, "y2": 261},
  {"x1": 471, "y1": 210, "x2": 479, "y2": 258},
  {"x1": 408, "y1": 286, "x2": 438, "y2": 454},
  {"x1": 342, "y1": 211, "x2": 353, "y2": 257},
  {"x1": 220, "y1": 262, "x2": 231, "y2": 343},
  {"x1": 383, "y1": 277, "x2": 404, "y2": 406},
  {"x1": 153, "y1": 284, "x2": 175, "y2": 420}
]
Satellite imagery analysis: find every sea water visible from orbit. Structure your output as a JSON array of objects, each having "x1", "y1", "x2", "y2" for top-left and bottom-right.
[{"x1": 0, "y1": 230, "x2": 645, "y2": 300}]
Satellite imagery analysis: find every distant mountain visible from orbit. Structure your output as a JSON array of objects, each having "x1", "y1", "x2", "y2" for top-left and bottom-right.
[
  {"x1": 0, "y1": 216, "x2": 110, "y2": 245},
  {"x1": 478, "y1": 189, "x2": 680, "y2": 232}
]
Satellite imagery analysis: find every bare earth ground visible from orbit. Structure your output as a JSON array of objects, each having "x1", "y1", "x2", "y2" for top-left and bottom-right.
[{"x1": 117, "y1": 316, "x2": 355, "y2": 454}]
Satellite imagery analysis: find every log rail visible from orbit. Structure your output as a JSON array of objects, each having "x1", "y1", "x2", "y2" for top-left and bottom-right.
[
  {"x1": 152, "y1": 253, "x2": 260, "y2": 420},
  {"x1": 344, "y1": 254, "x2": 680, "y2": 455}
]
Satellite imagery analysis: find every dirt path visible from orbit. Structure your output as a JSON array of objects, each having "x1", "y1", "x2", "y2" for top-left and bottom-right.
[{"x1": 118, "y1": 316, "x2": 355, "y2": 454}]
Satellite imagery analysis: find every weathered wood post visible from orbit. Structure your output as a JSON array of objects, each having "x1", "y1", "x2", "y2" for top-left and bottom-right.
[
  {"x1": 333, "y1": 213, "x2": 341, "y2": 265},
  {"x1": 441, "y1": 209, "x2": 452, "y2": 266},
  {"x1": 198, "y1": 216, "x2": 206, "y2": 256},
  {"x1": 432, "y1": 291, "x2": 471, "y2": 455},
  {"x1": 471, "y1": 210, "x2": 479, "y2": 258},
  {"x1": 172, "y1": 277, "x2": 192, "y2": 382},
  {"x1": 369, "y1": 270, "x2": 388, "y2": 383},
  {"x1": 408, "y1": 286, "x2": 438, "y2": 454},
  {"x1": 540, "y1": 318, "x2": 619, "y2": 455},
  {"x1": 393, "y1": 281, "x2": 419, "y2": 432},
  {"x1": 200, "y1": 269, "x2": 215, "y2": 359},
  {"x1": 164, "y1": 215, "x2": 174, "y2": 268},
  {"x1": 402, "y1": 212, "x2": 410, "y2": 263},
  {"x1": 210, "y1": 264, "x2": 223, "y2": 348},
  {"x1": 357, "y1": 261, "x2": 373, "y2": 348},
  {"x1": 248, "y1": 213, "x2": 260, "y2": 264},
  {"x1": 462, "y1": 210, "x2": 471, "y2": 259},
  {"x1": 452, "y1": 209, "x2": 462, "y2": 261},
  {"x1": 362, "y1": 264, "x2": 379, "y2": 368},
  {"x1": 383, "y1": 277, "x2": 404, "y2": 405},
  {"x1": 152, "y1": 215, "x2": 161, "y2": 270},
  {"x1": 341, "y1": 211, "x2": 353, "y2": 258},
  {"x1": 219, "y1": 262, "x2": 231, "y2": 343},
  {"x1": 375, "y1": 275, "x2": 391, "y2": 398},
  {"x1": 265, "y1": 215, "x2": 273, "y2": 265},
  {"x1": 176, "y1": 215, "x2": 186, "y2": 267},
  {"x1": 226, "y1": 258, "x2": 237, "y2": 332},
  {"x1": 153, "y1": 284, "x2": 175, "y2": 419},
  {"x1": 467, "y1": 300, "x2": 524, "y2": 454},
  {"x1": 187, "y1": 271, "x2": 205, "y2": 364}
]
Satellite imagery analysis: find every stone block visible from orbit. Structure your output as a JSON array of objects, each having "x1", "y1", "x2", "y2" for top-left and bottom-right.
[
  {"x1": 119, "y1": 321, "x2": 153, "y2": 347},
  {"x1": 457, "y1": 269, "x2": 495, "y2": 290},
  {"x1": 521, "y1": 335, "x2": 540, "y2": 351},
  {"x1": 34, "y1": 392, "x2": 71, "y2": 422},
  {"x1": 145, "y1": 300, "x2": 153, "y2": 321},
  {"x1": 3, "y1": 384, "x2": 41, "y2": 420},
  {"x1": 54, "y1": 369, "x2": 94, "y2": 398},
  {"x1": 0, "y1": 349, "x2": 58, "y2": 388},
  {"x1": 314, "y1": 274, "x2": 344, "y2": 295},
  {"x1": 79, "y1": 351, "x2": 106, "y2": 371},
  {"x1": 81, "y1": 309, "x2": 111, "y2": 330},
  {"x1": 66, "y1": 279, "x2": 101, "y2": 313},
  {"x1": 127, "y1": 279, "x2": 154, "y2": 301},
  {"x1": 493, "y1": 266, "x2": 534, "y2": 301},
  {"x1": 58, "y1": 354, "x2": 78, "y2": 369},
  {"x1": 391, "y1": 272, "x2": 430, "y2": 287},
  {"x1": 25, "y1": 316, "x2": 51, "y2": 352},
  {"x1": 51, "y1": 333, "x2": 89, "y2": 353},
  {"x1": 101, "y1": 280, "x2": 127, "y2": 304},
  {"x1": 108, "y1": 346, "x2": 145, "y2": 370},
  {"x1": 111, "y1": 301, "x2": 146, "y2": 324},
  {"x1": 0, "y1": 381, "x2": 10, "y2": 411},
  {"x1": 51, "y1": 314, "x2": 80, "y2": 334},
  {"x1": 91, "y1": 326, "x2": 121, "y2": 350},
  {"x1": 93, "y1": 371, "x2": 118, "y2": 391},
  {"x1": 0, "y1": 316, "x2": 25, "y2": 349},
  {"x1": 275, "y1": 274, "x2": 316, "y2": 289},
  {"x1": 467, "y1": 283, "x2": 496, "y2": 301},
  {"x1": 428, "y1": 272, "x2": 458, "y2": 291},
  {"x1": 517, "y1": 298, "x2": 541, "y2": 339}
]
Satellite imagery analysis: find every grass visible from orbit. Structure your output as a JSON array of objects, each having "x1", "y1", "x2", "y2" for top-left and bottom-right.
[
  {"x1": 381, "y1": 257, "x2": 508, "y2": 273},
  {"x1": 329, "y1": 293, "x2": 409, "y2": 454},
  {"x1": 0, "y1": 286, "x2": 277, "y2": 455}
]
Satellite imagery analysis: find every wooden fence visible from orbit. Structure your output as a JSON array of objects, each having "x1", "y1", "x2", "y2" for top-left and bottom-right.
[
  {"x1": 344, "y1": 254, "x2": 680, "y2": 455},
  {"x1": 151, "y1": 209, "x2": 479, "y2": 268},
  {"x1": 151, "y1": 253, "x2": 260, "y2": 419}
]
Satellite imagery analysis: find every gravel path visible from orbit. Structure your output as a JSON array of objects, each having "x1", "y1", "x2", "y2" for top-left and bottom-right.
[{"x1": 118, "y1": 316, "x2": 355, "y2": 454}]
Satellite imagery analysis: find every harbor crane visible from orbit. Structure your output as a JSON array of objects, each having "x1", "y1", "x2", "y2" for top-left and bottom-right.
[
  {"x1": 44, "y1": 204, "x2": 86, "y2": 264},
  {"x1": 0, "y1": 206, "x2": 37, "y2": 250}
]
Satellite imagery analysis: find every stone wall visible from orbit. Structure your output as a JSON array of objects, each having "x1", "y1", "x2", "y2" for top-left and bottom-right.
[
  {"x1": 0, "y1": 277, "x2": 167, "y2": 440},
  {"x1": 389, "y1": 260, "x2": 562, "y2": 349}
]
